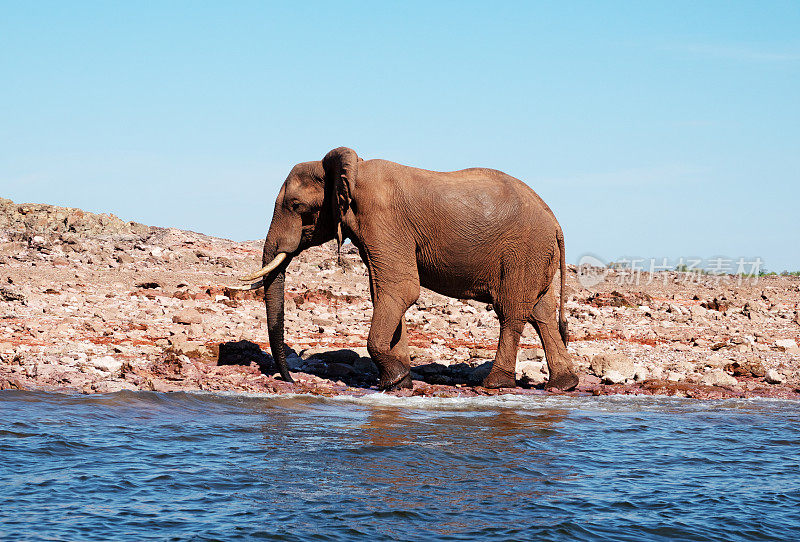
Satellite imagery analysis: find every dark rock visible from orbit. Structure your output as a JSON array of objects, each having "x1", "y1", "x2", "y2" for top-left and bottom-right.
[
  {"x1": 0, "y1": 286, "x2": 25, "y2": 302},
  {"x1": 587, "y1": 291, "x2": 634, "y2": 308},
  {"x1": 136, "y1": 281, "x2": 161, "y2": 290},
  {"x1": 701, "y1": 298, "x2": 730, "y2": 312},
  {"x1": 726, "y1": 358, "x2": 766, "y2": 378}
]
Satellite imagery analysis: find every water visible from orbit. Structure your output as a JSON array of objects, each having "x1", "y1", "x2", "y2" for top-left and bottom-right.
[{"x1": 1, "y1": 391, "x2": 798, "y2": 541}]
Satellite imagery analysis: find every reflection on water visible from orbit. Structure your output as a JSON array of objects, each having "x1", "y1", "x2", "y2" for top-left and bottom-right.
[{"x1": 1, "y1": 391, "x2": 799, "y2": 541}]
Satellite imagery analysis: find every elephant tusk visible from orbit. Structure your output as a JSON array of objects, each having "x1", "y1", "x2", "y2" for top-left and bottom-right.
[
  {"x1": 238, "y1": 253, "x2": 287, "y2": 281},
  {"x1": 225, "y1": 279, "x2": 264, "y2": 291}
]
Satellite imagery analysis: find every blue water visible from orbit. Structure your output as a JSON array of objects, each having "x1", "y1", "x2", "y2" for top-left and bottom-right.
[{"x1": 1, "y1": 391, "x2": 798, "y2": 541}]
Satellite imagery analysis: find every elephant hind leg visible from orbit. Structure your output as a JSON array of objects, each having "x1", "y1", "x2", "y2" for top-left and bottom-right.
[
  {"x1": 530, "y1": 288, "x2": 578, "y2": 391},
  {"x1": 482, "y1": 315, "x2": 525, "y2": 389}
]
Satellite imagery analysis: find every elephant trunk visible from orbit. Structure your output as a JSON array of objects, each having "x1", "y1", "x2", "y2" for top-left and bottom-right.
[{"x1": 263, "y1": 246, "x2": 293, "y2": 383}]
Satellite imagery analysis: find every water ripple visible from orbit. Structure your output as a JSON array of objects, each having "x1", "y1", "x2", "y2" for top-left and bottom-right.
[{"x1": 1, "y1": 390, "x2": 799, "y2": 541}]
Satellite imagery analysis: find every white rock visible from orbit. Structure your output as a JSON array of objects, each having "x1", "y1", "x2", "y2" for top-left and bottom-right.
[
  {"x1": 590, "y1": 353, "x2": 635, "y2": 380},
  {"x1": 517, "y1": 347, "x2": 544, "y2": 362},
  {"x1": 602, "y1": 370, "x2": 626, "y2": 384},
  {"x1": 59, "y1": 356, "x2": 78, "y2": 366},
  {"x1": 765, "y1": 369, "x2": 785, "y2": 384},
  {"x1": 666, "y1": 371, "x2": 685, "y2": 382},
  {"x1": 90, "y1": 355, "x2": 123, "y2": 373},
  {"x1": 705, "y1": 353, "x2": 726, "y2": 368},
  {"x1": 700, "y1": 369, "x2": 738, "y2": 387},
  {"x1": 633, "y1": 365, "x2": 648, "y2": 381},
  {"x1": 775, "y1": 339, "x2": 797, "y2": 351}
]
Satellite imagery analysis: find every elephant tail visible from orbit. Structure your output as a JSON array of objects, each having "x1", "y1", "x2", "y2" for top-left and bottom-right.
[{"x1": 557, "y1": 228, "x2": 568, "y2": 347}]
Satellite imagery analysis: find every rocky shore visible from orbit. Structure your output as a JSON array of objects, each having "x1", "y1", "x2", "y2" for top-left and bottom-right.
[{"x1": 1, "y1": 197, "x2": 799, "y2": 400}]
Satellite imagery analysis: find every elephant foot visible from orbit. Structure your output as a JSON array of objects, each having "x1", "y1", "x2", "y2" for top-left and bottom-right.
[
  {"x1": 379, "y1": 372, "x2": 413, "y2": 391},
  {"x1": 481, "y1": 368, "x2": 516, "y2": 389},
  {"x1": 544, "y1": 372, "x2": 579, "y2": 392}
]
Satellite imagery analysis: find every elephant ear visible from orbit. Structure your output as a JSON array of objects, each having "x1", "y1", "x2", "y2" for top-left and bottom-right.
[{"x1": 322, "y1": 147, "x2": 359, "y2": 247}]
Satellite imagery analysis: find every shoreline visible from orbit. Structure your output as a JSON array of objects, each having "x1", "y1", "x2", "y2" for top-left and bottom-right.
[{"x1": 1, "y1": 199, "x2": 799, "y2": 402}]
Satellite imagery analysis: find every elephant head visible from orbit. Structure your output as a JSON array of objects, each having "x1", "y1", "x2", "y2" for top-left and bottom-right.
[{"x1": 238, "y1": 147, "x2": 359, "y2": 382}]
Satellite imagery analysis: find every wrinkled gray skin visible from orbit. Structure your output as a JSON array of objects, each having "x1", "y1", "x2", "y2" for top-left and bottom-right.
[{"x1": 255, "y1": 147, "x2": 578, "y2": 391}]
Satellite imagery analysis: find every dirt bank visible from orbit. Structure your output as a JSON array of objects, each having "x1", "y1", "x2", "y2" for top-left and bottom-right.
[{"x1": 1, "y1": 198, "x2": 798, "y2": 399}]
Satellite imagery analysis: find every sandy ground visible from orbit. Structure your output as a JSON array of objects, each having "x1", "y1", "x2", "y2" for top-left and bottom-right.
[{"x1": 1, "y1": 198, "x2": 799, "y2": 399}]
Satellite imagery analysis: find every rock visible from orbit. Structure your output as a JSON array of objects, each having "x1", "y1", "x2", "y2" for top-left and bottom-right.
[
  {"x1": 700, "y1": 369, "x2": 738, "y2": 387},
  {"x1": 516, "y1": 359, "x2": 547, "y2": 386},
  {"x1": 726, "y1": 358, "x2": 766, "y2": 378},
  {"x1": 469, "y1": 348, "x2": 495, "y2": 360},
  {"x1": 765, "y1": 369, "x2": 785, "y2": 384},
  {"x1": 701, "y1": 298, "x2": 730, "y2": 312},
  {"x1": 311, "y1": 316, "x2": 335, "y2": 328},
  {"x1": 586, "y1": 291, "x2": 633, "y2": 308},
  {"x1": 775, "y1": 339, "x2": 798, "y2": 352},
  {"x1": 602, "y1": 370, "x2": 626, "y2": 384},
  {"x1": 136, "y1": 281, "x2": 161, "y2": 290},
  {"x1": 0, "y1": 377, "x2": 23, "y2": 390},
  {"x1": 91, "y1": 380, "x2": 138, "y2": 393},
  {"x1": 408, "y1": 346, "x2": 430, "y2": 361},
  {"x1": 572, "y1": 343, "x2": 602, "y2": 358},
  {"x1": 172, "y1": 308, "x2": 203, "y2": 325},
  {"x1": 517, "y1": 347, "x2": 544, "y2": 362},
  {"x1": 169, "y1": 335, "x2": 208, "y2": 358},
  {"x1": 633, "y1": 365, "x2": 648, "y2": 381},
  {"x1": 579, "y1": 374, "x2": 601, "y2": 387},
  {"x1": 90, "y1": 355, "x2": 123, "y2": 373},
  {"x1": 0, "y1": 286, "x2": 25, "y2": 302},
  {"x1": 180, "y1": 358, "x2": 203, "y2": 381},
  {"x1": 704, "y1": 353, "x2": 727, "y2": 368},
  {"x1": 666, "y1": 371, "x2": 685, "y2": 382},
  {"x1": 590, "y1": 353, "x2": 635, "y2": 381}
]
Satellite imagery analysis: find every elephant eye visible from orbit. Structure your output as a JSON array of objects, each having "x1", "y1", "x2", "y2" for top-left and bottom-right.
[{"x1": 291, "y1": 202, "x2": 302, "y2": 212}]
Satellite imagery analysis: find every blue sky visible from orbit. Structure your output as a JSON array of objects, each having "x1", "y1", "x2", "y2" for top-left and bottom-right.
[{"x1": 2, "y1": 1, "x2": 798, "y2": 271}]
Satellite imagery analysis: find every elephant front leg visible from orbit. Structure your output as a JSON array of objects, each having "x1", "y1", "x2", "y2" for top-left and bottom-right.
[{"x1": 367, "y1": 291, "x2": 415, "y2": 391}]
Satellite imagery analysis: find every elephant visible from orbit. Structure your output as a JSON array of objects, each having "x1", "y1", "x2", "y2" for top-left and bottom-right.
[{"x1": 238, "y1": 147, "x2": 578, "y2": 391}]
